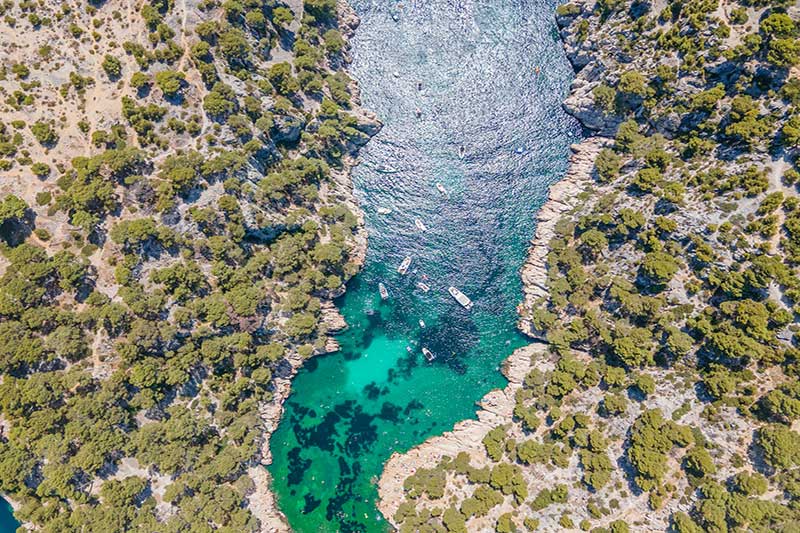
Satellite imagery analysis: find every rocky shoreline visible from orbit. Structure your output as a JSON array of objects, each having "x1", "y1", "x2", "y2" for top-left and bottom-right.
[
  {"x1": 517, "y1": 137, "x2": 609, "y2": 339},
  {"x1": 374, "y1": 142, "x2": 603, "y2": 527},
  {"x1": 377, "y1": 0, "x2": 800, "y2": 530},
  {"x1": 377, "y1": 343, "x2": 549, "y2": 524},
  {"x1": 247, "y1": 4, "x2": 380, "y2": 531},
  {"x1": 375, "y1": 135, "x2": 604, "y2": 525},
  {"x1": 376, "y1": 2, "x2": 605, "y2": 526}
]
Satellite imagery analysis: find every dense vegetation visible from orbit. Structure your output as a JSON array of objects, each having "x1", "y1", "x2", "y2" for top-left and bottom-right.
[
  {"x1": 385, "y1": 0, "x2": 800, "y2": 531},
  {"x1": 0, "y1": 0, "x2": 374, "y2": 530}
]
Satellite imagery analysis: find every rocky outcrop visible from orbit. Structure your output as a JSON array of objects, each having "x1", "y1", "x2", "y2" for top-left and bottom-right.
[
  {"x1": 517, "y1": 137, "x2": 610, "y2": 339},
  {"x1": 246, "y1": 5, "x2": 379, "y2": 531},
  {"x1": 377, "y1": 344, "x2": 548, "y2": 523},
  {"x1": 376, "y1": 1, "x2": 612, "y2": 527},
  {"x1": 270, "y1": 115, "x2": 305, "y2": 144}
]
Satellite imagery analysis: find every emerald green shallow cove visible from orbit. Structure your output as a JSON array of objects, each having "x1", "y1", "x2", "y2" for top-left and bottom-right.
[{"x1": 271, "y1": 0, "x2": 579, "y2": 531}]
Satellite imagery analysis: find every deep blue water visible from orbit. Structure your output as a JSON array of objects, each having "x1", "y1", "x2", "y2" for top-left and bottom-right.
[
  {"x1": 270, "y1": 1, "x2": 579, "y2": 532},
  {"x1": 0, "y1": 499, "x2": 16, "y2": 532}
]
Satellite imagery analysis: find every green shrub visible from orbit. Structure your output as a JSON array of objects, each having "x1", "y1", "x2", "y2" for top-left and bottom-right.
[{"x1": 101, "y1": 54, "x2": 122, "y2": 78}]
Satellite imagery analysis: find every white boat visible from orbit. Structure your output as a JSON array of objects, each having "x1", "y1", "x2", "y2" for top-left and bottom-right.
[
  {"x1": 448, "y1": 286, "x2": 473, "y2": 310},
  {"x1": 377, "y1": 207, "x2": 392, "y2": 215},
  {"x1": 414, "y1": 218, "x2": 427, "y2": 232},
  {"x1": 397, "y1": 256, "x2": 412, "y2": 275},
  {"x1": 419, "y1": 320, "x2": 426, "y2": 328},
  {"x1": 422, "y1": 347, "x2": 435, "y2": 362},
  {"x1": 416, "y1": 282, "x2": 430, "y2": 293},
  {"x1": 379, "y1": 283, "x2": 388, "y2": 300},
  {"x1": 436, "y1": 182, "x2": 447, "y2": 196},
  {"x1": 406, "y1": 346, "x2": 412, "y2": 353}
]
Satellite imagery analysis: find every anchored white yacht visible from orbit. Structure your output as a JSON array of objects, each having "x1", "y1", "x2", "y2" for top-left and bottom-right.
[
  {"x1": 379, "y1": 283, "x2": 388, "y2": 300},
  {"x1": 448, "y1": 286, "x2": 473, "y2": 310},
  {"x1": 422, "y1": 347, "x2": 435, "y2": 362},
  {"x1": 414, "y1": 218, "x2": 428, "y2": 231},
  {"x1": 397, "y1": 256, "x2": 412, "y2": 275}
]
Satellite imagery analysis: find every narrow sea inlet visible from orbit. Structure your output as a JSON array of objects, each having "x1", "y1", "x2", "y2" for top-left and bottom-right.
[{"x1": 268, "y1": 1, "x2": 579, "y2": 531}]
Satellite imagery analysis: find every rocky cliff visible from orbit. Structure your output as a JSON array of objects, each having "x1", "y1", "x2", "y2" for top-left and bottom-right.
[{"x1": 378, "y1": 0, "x2": 800, "y2": 531}]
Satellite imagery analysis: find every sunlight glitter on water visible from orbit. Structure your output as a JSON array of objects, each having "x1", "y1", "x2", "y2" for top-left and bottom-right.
[{"x1": 269, "y1": 1, "x2": 580, "y2": 531}]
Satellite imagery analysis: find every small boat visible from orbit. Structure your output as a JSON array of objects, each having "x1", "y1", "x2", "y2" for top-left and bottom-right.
[
  {"x1": 406, "y1": 346, "x2": 412, "y2": 353},
  {"x1": 414, "y1": 218, "x2": 427, "y2": 231},
  {"x1": 379, "y1": 283, "x2": 389, "y2": 300},
  {"x1": 416, "y1": 282, "x2": 430, "y2": 293},
  {"x1": 393, "y1": 71, "x2": 401, "y2": 78},
  {"x1": 515, "y1": 146, "x2": 525, "y2": 154},
  {"x1": 377, "y1": 207, "x2": 392, "y2": 215},
  {"x1": 397, "y1": 256, "x2": 412, "y2": 275},
  {"x1": 415, "y1": 108, "x2": 422, "y2": 118},
  {"x1": 459, "y1": 145, "x2": 465, "y2": 159},
  {"x1": 419, "y1": 320, "x2": 426, "y2": 328},
  {"x1": 448, "y1": 286, "x2": 473, "y2": 310},
  {"x1": 422, "y1": 347, "x2": 435, "y2": 362},
  {"x1": 435, "y1": 182, "x2": 447, "y2": 196},
  {"x1": 417, "y1": 82, "x2": 423, "y2": 91}
]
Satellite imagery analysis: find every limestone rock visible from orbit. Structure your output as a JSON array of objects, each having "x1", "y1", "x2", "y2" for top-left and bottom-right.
[{"x1": 270, "y1": 114, "x2": 305, "y2": 144}]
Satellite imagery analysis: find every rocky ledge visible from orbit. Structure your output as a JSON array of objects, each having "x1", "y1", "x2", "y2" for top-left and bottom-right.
[
  {"x1": 377, "y1": 343, "x2": 548, "y2": 524},
  {"x1": 517, "y1": 137, "x2": 610, "y2": 340},
  {"x1": 247, "y1": 5, "x2": 380, "y2": 531},
  {"x1": 376, "y1": 1, "x2": 610, "y2": 527}
]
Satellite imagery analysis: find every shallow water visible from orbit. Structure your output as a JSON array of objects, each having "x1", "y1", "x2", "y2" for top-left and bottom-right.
[
  {"x1": 270, "y1": 1, "x2": 579, "y2": 531},
  {"x1": 1, "y1": 3, "x2": 578, "y2": 533}
]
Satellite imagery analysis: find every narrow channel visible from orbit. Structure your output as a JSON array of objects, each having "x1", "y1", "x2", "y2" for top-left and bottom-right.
[{"x1": 269, "y1": 1, "x2": 579, "y2": 531}]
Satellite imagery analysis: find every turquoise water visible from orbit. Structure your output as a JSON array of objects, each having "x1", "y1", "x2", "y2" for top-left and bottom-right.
[
  {"x1": 2, "y1": 4, "x2": 579, "y2": 533},
  {"x1": 269, "y1": 1, "x2": 579, "y2": 531},
  {"x1": 275, "y1": 1, "x2": 578, "y2": 532}
]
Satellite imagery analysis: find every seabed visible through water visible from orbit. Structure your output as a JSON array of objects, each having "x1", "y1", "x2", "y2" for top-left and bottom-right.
[
  {"x1": 0, "y1": 1, "x2": 580, "y2": 532},
  {"x1": 269, "y1": 1, "x2": 580, "y2": 532}
]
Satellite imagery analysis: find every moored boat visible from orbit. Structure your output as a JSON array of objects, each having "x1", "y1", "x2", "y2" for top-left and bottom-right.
[
  {"x1": 414, "y1": 218, "x2": 427, "y2": 231},
  {"x1": 436, "y1": 182, "x2": 447, "y2": 196},
  {"x1": 379, "y1": 283, "x2": 389, "y2": 300},
  {"x1": 419, "y1": 320, "x2": 425, "y2": 328},
  {"x1": 448, "y1": 286, "x2": 473, "y2": 310},
  {"x1": 397, "y1": 256, "x2": 412, "y2": 275},
  {"x1": 416, "y1": 282, "x2": 430, "y2": 293},
  {"x1": 422, "y1": 347, "x2": 435, "y2": 362},
  {"x1": 377, "y1": 207, "x2": 392, "y2": 215}
]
